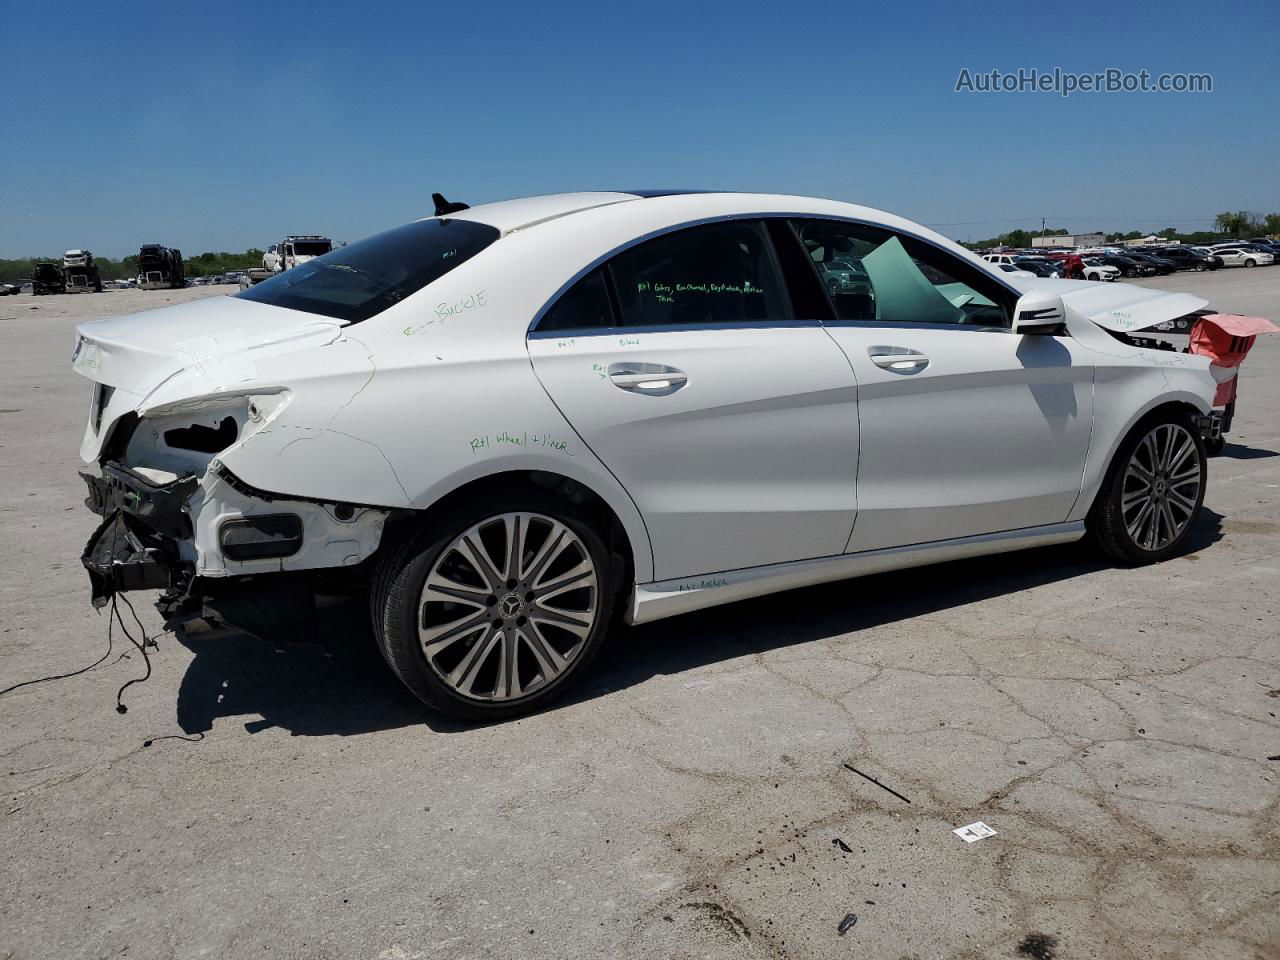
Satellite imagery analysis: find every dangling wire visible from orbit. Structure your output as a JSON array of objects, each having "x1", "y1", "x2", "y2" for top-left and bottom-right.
[
  {"x1": 0, "y1": 602, "x2": 117, "y2": 698},
  {"x1": 113, "y1": 593, "x2": 158, "y2": 714}
]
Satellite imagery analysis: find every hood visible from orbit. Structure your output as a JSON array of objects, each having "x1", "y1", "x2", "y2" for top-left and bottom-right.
[
  {"x1": 72, "y1": 296, "x2": 345, "y2": 455},
  {"x1": 1008, "y1": 277, "x2": 1209, "y2": 333}
]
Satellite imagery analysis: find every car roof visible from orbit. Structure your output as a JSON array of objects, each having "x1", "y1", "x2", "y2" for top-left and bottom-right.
[
  {"x1": 445, "y1": 190, "x2": 986, "y2": 261},
  {"x1": 439, "y1": 191, "x2": 1010, "y2": 296},
  {"x1": 445, "y1": 192, "x2": 641, "y2": 232}
]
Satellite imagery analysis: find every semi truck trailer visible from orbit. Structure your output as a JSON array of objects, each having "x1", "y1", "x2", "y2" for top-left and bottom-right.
[{"x1": 137, "y1": 244, "x2": 185, "y2": 290}]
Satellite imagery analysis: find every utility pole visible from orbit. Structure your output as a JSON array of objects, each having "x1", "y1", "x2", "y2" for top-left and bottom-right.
[{"x1": 1041, "y1": 216, "x2": 1046, "y2": 236}]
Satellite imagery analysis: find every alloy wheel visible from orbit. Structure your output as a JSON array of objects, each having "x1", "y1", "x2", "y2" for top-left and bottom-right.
[
  {"x1": 1121, "y1": 423, "x2": 1201, "y2": 552},
  {"x1": 417, "y1": 512, "x2": 598, "y2": 702}
]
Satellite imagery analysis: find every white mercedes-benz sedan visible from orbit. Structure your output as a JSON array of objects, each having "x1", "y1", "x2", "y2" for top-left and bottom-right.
[{"x1": 73, "y1": 190, "x2": 1227, "y2": 718}]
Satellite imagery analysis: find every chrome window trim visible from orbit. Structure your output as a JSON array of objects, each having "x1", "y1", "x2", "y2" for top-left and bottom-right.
[
  {"x1": 527, "y1": 318, "x2": 824, "y2": 340},
  {"x1": 526, "y1": 212, "x2": 1023, "y2": 337}
]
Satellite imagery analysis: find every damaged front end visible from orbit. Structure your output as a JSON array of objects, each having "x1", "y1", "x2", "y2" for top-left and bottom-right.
[
  {"x1": 72, "y1": 297, "x2": 392, "y2": 644},
  {"x1": 81, "y1": 462, "x2": 197, "y2": 607},
  {"x1": 78, "y1": 425, "x2": 388, "y2": 643}
]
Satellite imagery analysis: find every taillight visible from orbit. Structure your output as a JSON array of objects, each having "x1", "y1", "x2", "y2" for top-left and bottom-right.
[{"x1": 92, "y1": 383, "x2": 115, "y2": 433}]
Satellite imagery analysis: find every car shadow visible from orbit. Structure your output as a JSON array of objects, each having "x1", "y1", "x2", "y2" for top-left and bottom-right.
[
  {"x1": 171, "y1": 596, "x2": 434, "y2": 737},
  {"x1": 1218, "y1": 441, "x2": 1278, "y2": 460},
  {"x1": 169, "y1": 509, "x2": 1224, "y2": 736}
]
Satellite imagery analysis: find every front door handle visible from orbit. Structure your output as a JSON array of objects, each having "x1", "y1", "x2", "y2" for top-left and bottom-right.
[
  {"x1": 869, "y1": 348, "x2": 930, "y2": 373},
  {"x1": 608, "y1": 362, "x2": 688, "y2": 397}
]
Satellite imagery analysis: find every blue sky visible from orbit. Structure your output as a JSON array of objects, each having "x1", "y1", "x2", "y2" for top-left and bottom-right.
[{"x1": 2, "y1": 0, "x2": 1277, "y2": 258}]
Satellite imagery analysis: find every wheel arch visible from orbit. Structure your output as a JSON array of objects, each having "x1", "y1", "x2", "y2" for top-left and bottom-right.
[
  {"x1": 385, "y1": 467, "x2": 650, "y2": 585},
  {"x1": 1069, "y1": 393, "x2": 1209, "y2": 522}
]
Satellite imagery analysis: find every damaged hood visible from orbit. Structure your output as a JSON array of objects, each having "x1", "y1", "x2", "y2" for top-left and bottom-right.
[
  {"x1": 73, "y1": 296, "x2": 344, "y2": 404},
  {"x1": 1012, "y1": 277, "x2": 1209, "y2": 333}
]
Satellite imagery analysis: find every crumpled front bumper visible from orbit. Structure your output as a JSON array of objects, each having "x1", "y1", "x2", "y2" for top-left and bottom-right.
[{"x1": 79, "y1": 464, "x2": 197, "y2": 609}]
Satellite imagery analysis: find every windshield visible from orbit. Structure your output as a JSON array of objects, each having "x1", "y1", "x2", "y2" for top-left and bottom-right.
[
  {"x1": 291, "y1": 241, "x2": 332, "y2": 257},
  {"x1": 238, "y1": 218, "x2": 499, "y2": 323}
]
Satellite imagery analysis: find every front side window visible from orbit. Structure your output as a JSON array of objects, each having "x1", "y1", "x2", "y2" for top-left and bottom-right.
[
  {"x1": 608, "y1": 220, "x2": 790, "y2": 327},
  {"x1": 792, "y1": 219, "x2": 1012, "y2": 327},
  {"x1": 238, "y1": 218, "x2": 499, "y2": 323}
]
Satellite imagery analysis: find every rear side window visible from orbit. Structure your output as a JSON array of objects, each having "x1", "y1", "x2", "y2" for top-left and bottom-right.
[
  {"x1": 608, "y1": 220, "x2": 791, "y2": 327},
  {"x1": 539, "y1": 268, "x2": 614, "y2": 332},
  {"x1": 238, "y1": 218, "x2": 499, "y2": 323}
]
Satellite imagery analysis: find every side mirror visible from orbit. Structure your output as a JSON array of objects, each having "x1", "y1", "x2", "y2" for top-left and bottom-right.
[{"x1": 1012, "y1": 290, "x2": 1067, "y2": 335}]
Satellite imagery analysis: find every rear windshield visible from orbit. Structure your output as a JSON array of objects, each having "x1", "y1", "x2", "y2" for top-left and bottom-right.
[{"x1": 237, "y1": 218, "x2": 499, "y2": 323}]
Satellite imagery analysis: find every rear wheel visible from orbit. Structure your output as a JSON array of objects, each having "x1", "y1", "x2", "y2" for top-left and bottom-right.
[
  {"x1": 371, "y1": 491, "x2": 616, "y2": 720},
  {"x1": 1089, "y1": 413, "x2": 1206, "y2": 565}
]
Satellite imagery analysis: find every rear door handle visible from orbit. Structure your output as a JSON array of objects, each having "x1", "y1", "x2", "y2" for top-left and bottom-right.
[
  {"x1": 608, "y1": 362, "x2": 688, "y2": 396},
  {"x1": 869, "y1": 348, "x2": 930, "y2": 373}
]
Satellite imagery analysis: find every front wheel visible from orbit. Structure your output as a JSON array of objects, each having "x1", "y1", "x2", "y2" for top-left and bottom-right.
[
  {"x1": 371, "y1": 492, "x2": 617, "y2": 720},
  {"x1": 1089, "y1": 414, "x2": 1206, "y2": 565},
  {"x1": 1195, "y1": 263, "x2": 1207, "y2": 272},
  {"x1": 1245, "y1": 259, "x2": 1256, "y2": 268}
]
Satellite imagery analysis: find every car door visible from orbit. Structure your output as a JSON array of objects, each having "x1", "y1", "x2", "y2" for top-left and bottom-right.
[
  {"x1": 527, "y1": 218, "x2": 860, "y2": 582},
  {"x1": 784, "y1": 218, "x2": 1094, "y2": 554}
]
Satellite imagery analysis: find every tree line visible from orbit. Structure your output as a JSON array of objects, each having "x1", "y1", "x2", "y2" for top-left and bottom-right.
[
  {"x1": 0, "y1": 250, "x2": 265, "y2": 284},
  {"x1": 966, "y1": 211, "x2": 1280, "y2": 250}
]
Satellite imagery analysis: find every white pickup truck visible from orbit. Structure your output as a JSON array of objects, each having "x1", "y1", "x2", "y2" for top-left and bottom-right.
[{"x1": 263, "y1": 235, "x2": 333, "y2": 273}]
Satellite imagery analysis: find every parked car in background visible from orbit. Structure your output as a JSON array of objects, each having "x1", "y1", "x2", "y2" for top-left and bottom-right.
[
  {"x1": 0, "y1": 282, "x2": 20, "y2": 296},
  {"x1": 1082, "y1": 259, "x2": 1121, "y2": 281},
  {"x1": 1157, "y1": 247, "x2": 1219, "y2": 272},
  {"x1": 1097, "y1": 254, "x2": 1156, "y2": 278},
  {"x1": 32, "y1": 262, "x2": 65, "y2": 295},
  {"x1": 1213, "y1": 246, "x2": 1274, "y2": 268},
  {"x1": 1123, "y1": 252, "x2": 1176, "y2": 275},
  {"x1": 1013, "y1": 258, "x2": 1061, "y2": 278},
  {"x1": 817, "y1": 256, "x2": 871, "y2": 298},
  {"x1": 1246, "y1": 241, "x2": 1280, "y2": 262},
  {"x1": 994, "y1": 263, "x2": 1037, "y2": 278},
  {"x1": 71, "y1": 190, "x2": 1225, "y2": 718}
]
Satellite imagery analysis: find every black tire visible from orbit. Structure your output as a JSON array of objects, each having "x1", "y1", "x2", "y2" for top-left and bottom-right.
[
  {"x1": 1123, "y1": 268, "x2": 1136, "y2": 278},
  {"x1": 370, "y1": 488, "x2": 617, "y2": 720},
  {"x1": 1244, "y1": 259, "x2": 1256, "y2": 268},
  {"x1": 1088, "y1": 410, "x2": 1206, "y2": 566},
  {"x1": 1195, "y1": 262, "x2": 1207, "y2": 272},
  {"x1": 1204, "y1": 435, "x2": 1226, "y2": 457}
]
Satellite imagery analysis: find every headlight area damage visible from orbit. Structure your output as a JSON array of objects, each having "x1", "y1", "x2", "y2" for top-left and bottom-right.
[
  {"x1": 73, "y1": 302, "x2": 391, "y2": 643},
  {"x1": 80, "y1": 406, "x2": 389, "y2": 640}
]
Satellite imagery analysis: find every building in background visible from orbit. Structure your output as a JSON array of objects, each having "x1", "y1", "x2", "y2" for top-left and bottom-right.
[{"x1": 1032, "y1": 233, "x2": 1105, "y2": 248}]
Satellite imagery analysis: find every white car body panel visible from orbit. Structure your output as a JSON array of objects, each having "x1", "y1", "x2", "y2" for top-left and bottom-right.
[
  {"x1": 822, "y1": 323, "x2": 1094, "y2": 553},
  {"x1": 71, "y1": 192, "x2": 1220, "y2": 618},
  {"x1": 529, "y1": 325, "x2": 859, "y2": 580}
]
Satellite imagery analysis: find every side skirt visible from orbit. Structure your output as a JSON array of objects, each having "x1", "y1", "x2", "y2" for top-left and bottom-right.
[{"x1": 628, "y1": 521, "x2": 1086, "y2": 625}]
